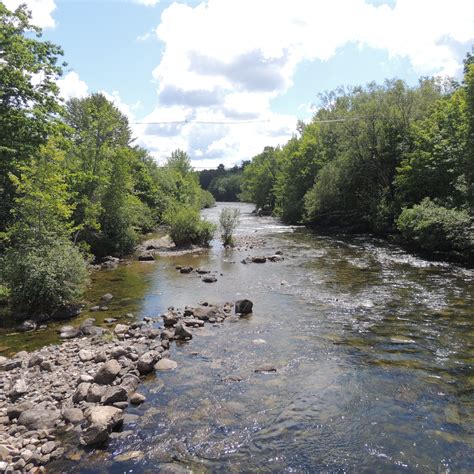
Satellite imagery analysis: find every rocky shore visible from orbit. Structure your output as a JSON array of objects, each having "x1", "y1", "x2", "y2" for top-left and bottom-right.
[{"x1": 0, "y1": 299, "x2": 252, "y2": 473}]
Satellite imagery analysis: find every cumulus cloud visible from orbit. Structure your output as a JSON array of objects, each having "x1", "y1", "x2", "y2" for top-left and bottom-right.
[
  {"x1": 4, "y1": 0, "x2": 56, "y2": 28},
  {"x1": 57, "y1": 72, "x2": 89, "y2": 101},
  {"x1": 137, "y1": 0, "x2": 474, "y2": 168}
]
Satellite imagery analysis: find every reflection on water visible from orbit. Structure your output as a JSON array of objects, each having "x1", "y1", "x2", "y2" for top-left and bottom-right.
[{"x1": 12, "y1": 202, "x2": 474, "y2": 472}]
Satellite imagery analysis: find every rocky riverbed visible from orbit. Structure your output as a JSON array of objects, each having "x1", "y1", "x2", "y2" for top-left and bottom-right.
[{"x1": 0, "y1": 299, "x2": 251, "y2": 473}]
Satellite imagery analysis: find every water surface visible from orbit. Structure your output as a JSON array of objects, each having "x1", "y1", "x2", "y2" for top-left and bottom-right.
[{"x1": 13, "y1": 203, "x2": 474, "y2": 472}]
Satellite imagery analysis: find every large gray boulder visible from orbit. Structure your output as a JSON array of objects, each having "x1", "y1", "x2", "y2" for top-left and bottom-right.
[
  {"x1": 137, "y1": 351, "x2": 160, "y2": 374},
  {"x1": 59, "y1": 325, "x2": 81, "y2": 339},
  {"x1": 18, "y1": 409, "x2": 60, "y2": 430},
  {"x1": 86, "y1": 406, "x2": 123, "y2": 430},
  {"x1": 174, "y1": 322, "x2": 192, "y2": 340},
  {"x1": 80, "y1": 423, "x2": 109, "y2": 446},
  {"x1": 120, "y1": 374, "x2": 140, "y2": 394},
  {"x1": 101, "y1": 386, "x2": 128, "y2": 405},
  {"x1": 94, "y1": 360, "x2": 121, "y2": 385}
]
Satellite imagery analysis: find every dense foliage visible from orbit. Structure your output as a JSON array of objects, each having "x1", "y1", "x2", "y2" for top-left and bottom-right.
[
  {"x1": 242, "y1": 56, "x2": 474, "y2": 262},
  {"x1": 199, "y1": 163, "x2": 248, "y2": 202},
  {"x1": 165, "y1": 207, "x2": 216, "y2": 247},
  {"x1": 0, "y1": 5, "x2": 213, "y2": 316}
]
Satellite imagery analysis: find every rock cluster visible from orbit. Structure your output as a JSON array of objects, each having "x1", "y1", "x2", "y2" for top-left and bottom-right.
[
  {"x1": 0, "y1": 299, "x2": 250, "y2": 472},
  {"x1": 241, "y1": 251, "x2": 284, "y2": 264}
]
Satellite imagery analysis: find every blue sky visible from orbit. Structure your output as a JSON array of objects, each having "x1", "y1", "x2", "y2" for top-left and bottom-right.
[{"x1": 5, "y1": 0, "x2": 474, "y2": 168}]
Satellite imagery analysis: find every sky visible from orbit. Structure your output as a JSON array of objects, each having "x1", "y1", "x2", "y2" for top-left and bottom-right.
[{"x1": 5, "y1": 0, "x2": 474, "y2": 169}]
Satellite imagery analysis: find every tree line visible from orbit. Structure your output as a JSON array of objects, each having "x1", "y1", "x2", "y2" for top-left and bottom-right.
[
  {"x1": 199, "y1": 162, "x2": 248, "y2": 202},
  {"x1": 241, "y1": 53, "x2": 474, "y2": 263},
  {"x1": 0, "y1": 4, "x2": 214, "y2": 316}
]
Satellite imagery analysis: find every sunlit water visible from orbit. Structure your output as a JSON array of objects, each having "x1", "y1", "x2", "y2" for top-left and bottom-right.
[{"x1": 4, "y1": 203, "x2": 474, "y2": 472}]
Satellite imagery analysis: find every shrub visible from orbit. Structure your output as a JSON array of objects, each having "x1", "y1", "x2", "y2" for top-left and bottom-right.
[
  {"x1": 165, "y1": 206, "x2": 216, "y2": 247},
  {"x1": 396, "y1": 198, "x2": 473, "y2": 254},
  {"x1": 199, "y1": 189, "x2": 216, "y2": 209},
  {"x1": 1, "y1": 238, "x2": 89, "y2": 313},
  {"x1": 219, "y1": 207, "x2": 240, "y2": 246}
]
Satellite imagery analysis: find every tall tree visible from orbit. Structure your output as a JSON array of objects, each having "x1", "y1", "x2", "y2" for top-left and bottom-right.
[{"x1": 0, "y1": 3, "x2": 65, "y2": 229}]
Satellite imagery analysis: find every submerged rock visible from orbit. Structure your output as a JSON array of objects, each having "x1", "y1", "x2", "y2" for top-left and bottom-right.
[
  {"x1": 179, "y1": 266, "x2": 193, "y2": 274},
  {"x1": 154, "y1": 358, "x2": 177, "y2": 371},
  {"x1": 254, "y1": 364, "x2": 277, "y2": 373},
  {"x1": 202, "y1": 275, "x2": 217, "y2": 283}
]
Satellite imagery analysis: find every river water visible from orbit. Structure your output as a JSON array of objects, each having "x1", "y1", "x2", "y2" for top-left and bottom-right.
[{"x1": 6, "y1": 202, "x2": 474, "y2": 472}]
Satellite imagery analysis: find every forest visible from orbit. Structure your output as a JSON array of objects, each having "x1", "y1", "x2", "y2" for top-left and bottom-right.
[
  {"x1": 0, "y1": 4, "x2": 214, "y2": 317},
  {"x1": 241, "y1": 54, "x2": 474, "y2": 263}
]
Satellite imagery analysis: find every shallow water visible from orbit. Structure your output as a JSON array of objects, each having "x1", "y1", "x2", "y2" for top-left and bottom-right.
[{"x1": 7, "y1": 202, "x2": 474, "y2": 472}]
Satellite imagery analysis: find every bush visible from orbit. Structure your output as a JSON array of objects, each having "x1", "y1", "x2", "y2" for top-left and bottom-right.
[
  {"x1": 165, "y1": 206, "x2": 216, "y2": 247},
  {"x1": 199, "y1": 189, "x2": 216, "y2": 209},
  {"x1": 396, "y1": 198, "x2": 473, "y2": 254},
  {"x1": 1, "y1": 238, "x2": 89, "y2": 314},
  {"x1": 219, "y1": 207, "x2": 240, "y2": 246}
]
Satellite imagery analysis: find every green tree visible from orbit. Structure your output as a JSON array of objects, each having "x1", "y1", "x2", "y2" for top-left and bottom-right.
[
  {"x1": 0, "y1": 3, "x2": 65, "y2": 229},
  {"x1": 99, "y1": 148, "x2": 137, "y2": 256},
  {"x1": 1, "y1": 138, "x2": 88, "y2": 314},
  {"x1": 240, "y1": 146, "x2": 279, "y2": 211}
]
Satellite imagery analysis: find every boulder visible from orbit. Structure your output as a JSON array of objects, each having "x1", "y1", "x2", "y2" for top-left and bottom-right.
[
  {"x1": 51, "y1": 304, "x2": 81, "y2": 320},
  {"x1": 78, "y1": 349, "x2": 94, "y2": 362},
  {"x1": 174, "y1": 322, "x2": 192, "y2": 340},
  {"x1": 62, "y1": 408, "x2": 84, "y2": 424},
  {"x1": 195, "y1": 268, "x2": 210, "y2": 274},
  {"x1": 73, "y1": 382, "x2": 91, "y2": 403},
  {"x1": 110, "y1": 346, "x2": 128, "y2": 359},
  {"x1": 27, "y1": 354, "x2": 43, "y2": 368},
  {"x1": 130, "y1": 393, "x2": 146, "y2": 405},
  {"x1": 254, "y1": 364, "x2": 277, "y2": 373},
  {"x1": 80, "y1": 423, "x2": 109, "y2": 446},
  {"x1": 86, "y1": 406, "x2": 123, "y2": 430},
  {"x1": 114, "y1": 324, "x2": 129, "y2": 335},
  {"x1": 19, "y1": 320, "x2": 37, "y2": 332},
  {"x1": 94, "y1": 360, "x2": 121, "y2": 385},
  {"x1": 138, "y1": 253, "x2": 154, "y2": 261},
  {"x1": 120, "y1": 374, "x2": 141, "y2": 394},
  {"x1": 101, "y1": 386, "x2": 128, "y2": 405},
  {"x1": 79, "y1": 318, "x2": 95, "y2": 331},
  {"x1": 162, "y1": 311, "x2": 179, "y2": 327},
  {"x1": 8, "y1": 379, "x2": 28, "y2": 399},
  {"x1": 18, "y1": 409, "x2": 60, "y2": 430},
  {"x1": 235, "y1": 299, "x2": 253, "y2": 315},
  {"x1": 193, "y1": 306, "x2": 217, "y2": 321},
  {"x1": 179, "y1": 266, "x2": 193, "y2": 274},
  {"x1": 137, "y1": 351, "x2": 160, "y2": 375},
  {"x1": 86, "y1": 384, "x2": 106, "y2": 403},
  {"x1": 81, "y1": 325, "x2": 105, "y2": 336},
  {"x1": 154, "y1": 358, "x2": 177, "y2": 371},
  {"x1": 59, "y1": 325, "x2": 81, "y2": 339},
  {"x1": 251, "y1": 256, "x2": 266, "y2": 263},
  {"x1": 7, "y1": 401, "x2": 34, "y2": 420},
  {"x1": 202, "y1": 275, "x2": 217, "y2": 283},
  {"x1": 101, "y1": 293, "x2": 113, "y2": 302}
]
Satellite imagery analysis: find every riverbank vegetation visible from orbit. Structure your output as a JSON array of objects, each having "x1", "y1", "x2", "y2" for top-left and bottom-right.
[
  {"x1": 199, "y1": 163, "x2": 248, "y2": 202},
  {"x1": 0, "y1": 4, "x2": 213, "y2": 317},
  {"x1": 241, "y1": 52, "x2": 474, "y2": 263}
]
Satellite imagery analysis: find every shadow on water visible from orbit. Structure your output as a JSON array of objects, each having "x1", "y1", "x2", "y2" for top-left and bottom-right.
[{"x1": 5, "y1": 202, "x2": 474, "y2": 472}]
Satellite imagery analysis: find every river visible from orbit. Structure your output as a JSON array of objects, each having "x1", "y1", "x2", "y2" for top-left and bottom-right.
[{"x1": 4, "y1": 202, "x2": 474, "y2": 472}]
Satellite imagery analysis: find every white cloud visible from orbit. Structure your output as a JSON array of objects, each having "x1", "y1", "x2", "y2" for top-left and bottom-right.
[
  {"x1": 136, "y1": 0, "x2": 474, "y2": 168},
  {"x1": 4, "y1": 0, "x2": 56, "y2": 28},
  {"x1": 57, "y1": 72, "x2": 89, "y2": 101}
]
